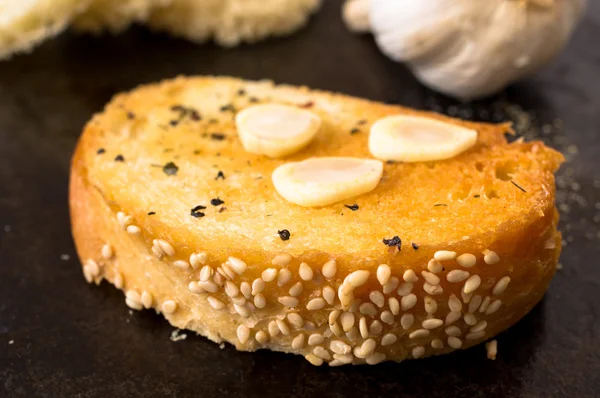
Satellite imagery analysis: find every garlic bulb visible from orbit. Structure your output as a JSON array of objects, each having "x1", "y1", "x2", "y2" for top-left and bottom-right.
[{"x1": 344, "y1": 0, "x2": 587, "y2": 99}]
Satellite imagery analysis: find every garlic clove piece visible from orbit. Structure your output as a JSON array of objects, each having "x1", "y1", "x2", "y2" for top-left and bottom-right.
[
  {"x1": 235, "y1": 103, "x2": 321, "y2": 158},
  {"x1": 369, "y1": 115, "x2": 477, "y2": 162},
  {"x1": 272, "y1": 157, "x2": 383, "y2": 207}
]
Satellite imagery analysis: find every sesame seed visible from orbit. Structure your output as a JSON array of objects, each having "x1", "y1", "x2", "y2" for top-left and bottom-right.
[
  {"x1": 340, "y1": 312, "x2": 355, "y2": 331},
  {"x1": 431, "y1": 339, "x2": 444, "y2": 349},
  {"x1": 313, "y1": 346, "x2": 332, "y2": 360},
  {"x1": 305, "y1": 354, "x2": 324, "y2": 366},
  {"x1": 219, "y1": 264, "x2": 236, "y2": 280},
  {"x1": 424, "y1": 296, "x2": 438, "y2": 314},
  {"x1": 463, "y1": 275, "x2": 481, "y2": 294},
  {"x1": 427, "y1": 259, "x2": 443, "y2": 273},
  {"x1": 161, "y1": 300, "x2": 177, "y2": 314},
  {"x1": 403, "y1": 270, "x2": 418, "y2": 283},
  {"x1": 255, "y1": 330, "x2": 269, "y2": 344},
  {"x1": 151, "y1": 245, "x2": 163, "y2": 258},
  {"x1": 493, "y1": 276, "x2": 511, "y2": 295},
  {"x1": 304, "y1": 321, "x2": 317, "y2": 330},
  {"x1": 377, "y1": 264, "x2": 391, "y2": 285},
  {"x1": 369, "y1": 291, "x2": 385, "y2": 308},
  {"x1": 267, "y1": 321, "x2": 280, "y2": 337},
  {"x1": 114, "y1": 272, "x2": 123, "y2": 288},
  {"x1": 383, "y1": 277, "x2": 400, "y2": 294},
  {"x1": 360, "y1": 302, "x2": 378, "y2": 316},
  {"x1": 198, "y1": 280, "x2": 218, "y2": 293},
  {"x1": 434, "y1": 250, "x2": 456, "y2": 261},
  {"x1": 328, "y1": 310, "x2": 341, "y2": 325},
  {"x1": 306, "y1": 298, "x2": 326, "y2": 311},
  {"x1": 456, "y1": 253, "x2": 476, "y2": 268},
  {"x1": 141, "y1": 291, "x2": 153, "y2": 308},
  {"x1": 479, "y1": 296, "x2": 491, "y2": 313},
  {"x1": 397, "y1": 282, "x2": 414, "y2": 296},
  {"x1": 199, "y1": 266, "x2": 213, "y2": 281},
  {"x1": 381, "y1": 333, "x2": 397, "y2": 346},
  {"x1": 486, "y1": 299, "x2": 502, "y2": 315},
  {"x1": 125, "y1": 297, "x2": 143, "y2": 310},
  {"x1": 445, "y1": 311, "x2": 461, "y2": 325},
  {"x1": 401, "y1": 313, "x2": 414, "y2": 329},
  {"x1": 231, "y1": 296, "x2": 246, "y2": 306},
  {"x1": 189, "y1": 252, "x2": 207, "y2": 269},
  {"x1": 360, "y1": 338, "x2": 377, "y2": 357},
  {"x1": 423, "y1": 283, "x2": 443, "y2": 295},
  {"x1": 461, "y1": 290, "x2": 474, "y2": 304},
  {"x1": 421, "y1": 271, "x2": 440, "y2": 285},
  {"x1": 369, "y1": 320, "x2": 383, "y2": 335},
  {"x1": 486, "y1": 340, "x2": 498, "y2": 360},
  {"x1": 101, "y1": 244, "x2": 113, "y2": 259},
  {"x1": 322, "y1": 260, "x2": 337, "y2": 279},
  {"x1": 445, "y1": 326, "x2": 462, "y2": 336},
  {"x1": 240, "y1": 282, "x2": 252, "y2": 299},
  {"x1": 276, "y1": 319, "x2": 291, "y2": 336},
  {"x1": 253, "y1": 294, "x2": 266, "y2": 308},
  {"x1": 409, "y1": 329, "x2": 430, "y2": 339},
  {"x1": 289, "y1": 282, "x2": 303, "y2": 297},
  {"x1": 412, "y1": 346, "x2": 425, "y2": 359},
  {"x1": 422, "y1": 318, "x2": 444, "y2": 329},
  {"x1": 338, "y1": 286, "x2": 354, "y2": 309},
  {"x1": 330, "y1": 340, "x2": 352, "y2": 355},
  {"x1": 125, "y1": 290, "x2": 141, "y2": 310},
  {"x1": 227, "y1": 257, "x2": 248, "y2": 275},
  {"x1": 346, "y1": 327, "x2": 359, "y2": 342},
  {"x1": 155, "y1": 240, "x2": 174, "y2": 256},
  {"x1": 333, "y1": 353, "x2": 353, "y2": 365},
  {"x1": 464, "y1": 313, "x2": 477, "y2": 326},
  {"x1": 348, "y1": 270, "x2": 370, "y2": 287},
  {"x1": 299, "y1": 262, "x2": 314, "y2": 281},
  {"x1": 237, "y1": 325, "x2": 250, "y2": 344},
  {"x1": 379, "y1": 311, "x2": 394, "y2": 325},
  {"x1": 366, "y1": 352, "x2": 386, "y2": 365},
  {"x1": 251, "y1": 278, "x2": 265, "y2": 295},
  {"x1": 469, "y1": 295, "x2": 483, "y2": 313},
  {"x1": 448, "y1": 336, "x2": 463, "y2": 349},
  {"x1": 287, "y1": 313, "x2": 304, "y2": 328},
  {"x1": 234, "y1": 303, "x2": 250, "y2": 317},
  {"x1": 466, "y1": 331, "x2": 486, "y2": 341},
  {"x1": 173, "y1": 260, "x2": 190, "y2": 270},
  {"x1": 389, "y1": 297, "x2": 400, "y2": 315},
  {"x1": 126, "y1": 225, "x2": 140, "y2": 235},
  {"x1": 308, "y1": 333, "x2": 324, "y2": 346},
  {"x1": 401, "y1": 294, "x2": 417, "y2": 311},
  {"x1": 470, "y1": 320, "x2": 488, "y2": 333},
  {"x1": 207, "y1": 296, "x2": 225, "y2": 309},
  {"x1": 483, "y1": 250, "x2": 500, "y2": 265},
  {"x1": 277, "y1": 269, "x2": 292, "y2": 286},
  {"x1": 448, "y1": 294, "x2": 462, "y2": 312},
  {"x1": 447, "y1": 270, "x2": 470, "y2": 283},
  {"x1": 272, "y1": 253, "x2": 293, "y2": 267},
  {"x1": 261, "y1": 268, "x2": 277, "y2": 282},
  {"x1": 291, "y1": 334, "x2": 305, "y2": 349},
  {"x1": 188, "y1": 281, "x2": 204, "y2": 294},
  {"x1": 348, "y1": 297, "x2": 361, "y2": 312},
  {"x1": 323, "y1": 286, "x2": 335, "y2": 305},
  {"x1": 359, "y1": 317, "x2": 369, "y2": 338},
  {"x1": 278, "y1": 296, "x2": 299, "y2": 308},
  {"x1": 116, "y1": 212, "x2": 130, "y2": 229}
]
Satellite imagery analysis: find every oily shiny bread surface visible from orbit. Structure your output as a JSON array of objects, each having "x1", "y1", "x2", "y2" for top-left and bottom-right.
[{"x1": 71, "y1": 76, "x2": 563, "y2": 365}]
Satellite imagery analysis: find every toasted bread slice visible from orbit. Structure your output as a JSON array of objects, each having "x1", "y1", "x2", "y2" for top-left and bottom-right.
[
  {"x1": 147, "y1": 0, "x2": 321, "y2": 47},
  {"x1": 72, "y1": 0, "x2": 170, "y2": 34},
  {"x1": 0, "y1": 0, "x2": 89, "y2": 60},
  {"x1": 70, "y1": 76, "x2": 563, "y2": 366}
]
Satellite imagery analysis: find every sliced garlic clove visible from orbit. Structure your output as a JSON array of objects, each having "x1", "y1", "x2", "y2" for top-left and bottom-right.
[
  {"x1": 272, "y1": 157, "x2": 383, "y2": 207},
  {"x1": 235, "y1": 103, "x2": 321, "y2": 158},
  {"x1": 369, "y1": 115, "x2": 477, "y2": 162}
]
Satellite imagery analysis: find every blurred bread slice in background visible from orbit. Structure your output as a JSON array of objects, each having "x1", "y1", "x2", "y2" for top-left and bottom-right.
[
  {"x1": 0, "y1": 0, "x2": 89, "y2": 60},
  {"x1": 72, "y1": 0, "x2": 171, "y2": 34},
  {"x1": 148, "y1": 0, "x2": 322, "y2": 47}
]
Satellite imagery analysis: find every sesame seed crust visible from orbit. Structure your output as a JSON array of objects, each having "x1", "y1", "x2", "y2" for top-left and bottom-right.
[{"x1": 71, "y1": 76, "x2": 562, "y2": 366}]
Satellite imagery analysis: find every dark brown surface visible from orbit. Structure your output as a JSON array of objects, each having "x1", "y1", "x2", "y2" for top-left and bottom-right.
[{"x1": 1, "y1": 1, "x2": 599, "y2": 397}]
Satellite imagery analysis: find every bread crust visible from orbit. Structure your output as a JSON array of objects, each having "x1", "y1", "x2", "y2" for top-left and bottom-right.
[{"x1": 70, "y1": 76, "x2": 563, "y2": 365}]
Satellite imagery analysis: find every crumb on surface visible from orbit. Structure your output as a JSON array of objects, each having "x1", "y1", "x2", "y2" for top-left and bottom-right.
[{"x1": 170, "y1": 329, "x2": 188, "y2": 342}]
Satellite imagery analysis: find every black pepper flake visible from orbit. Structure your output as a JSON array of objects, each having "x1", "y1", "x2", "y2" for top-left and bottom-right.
[
  {"x1": 114, "y1": 154, "x2": 124, "y2": 162},
  {"x1": 220, "y1": 104, "x2": 235, "y2": 112},
  {"x1": 148, "y1": 211, "x2": 156, "y2": 216},
  {"x1": 474, "y1": 195, "x2": 481, "y2": 198},
  {"x1": 211, "y1": 197, "x2": 225, "y2": 206},
  {"x1": 97, "y1": 148, "x2": 106, "y2": 155},
  {"x1": 511, "y1": 181, "x2": 527, "y2": 192},
  {"x1": 170, "y1": 104, "x2": 201, "y2": 123},
  {"x1": 344, "y1": 204, "x2": 359, "y2": 211},
  {"x1": 278, "y1": 229, "x2": 291, "y2": 241},
  {"x1": 434, "y1": 203, "x2": 448, "y2": 207},
  {"x1": 237, "y1": 89, "x2": 246, "y2": 96},
  {"x1": 191, "y1": 205, "x2": 207, "y2": 212},
  {"x1": 189, "y1": 110, "x2": 201, "y2": 121},
  {"x1": 163, "y1": 162, "x2": 179, "y2": 176},
  {"x1": 249, "y1": 97, "x2": 259, "y2": 103},
  {"x1": 190, "y1": 205, "x2": 206, "y2": 218},
  {"x1": 350, "y1": 128, "x2": 360, "y2": 135},
  {"x1": 219, "y1": 206, "x2": 227, "y2": 213},
  {"x1": 412, "y1": 242, "x2": 419, "y2": 250},
  {"x1": 127, "y1": 112, "x2": 135, "y2": 120},
  {"x1": 215, "y1": 171, "x2": 225, "y2": 180},
  {"x1": 383, "y1": 236, "x2": 402, "y2": 250},
  {"x1": 210, "y1": 133, "x2": 226, "y2": 141}
]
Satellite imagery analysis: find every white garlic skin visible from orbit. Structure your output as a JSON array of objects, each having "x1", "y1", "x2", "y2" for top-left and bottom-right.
[{"x1": 368, "y1": 0, "x2": 587, "y2": 99}]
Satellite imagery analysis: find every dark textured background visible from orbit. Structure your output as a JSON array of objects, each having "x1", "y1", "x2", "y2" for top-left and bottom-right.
[{"x1": 1, "y1": 1, "x2": 599, "y2": 397}]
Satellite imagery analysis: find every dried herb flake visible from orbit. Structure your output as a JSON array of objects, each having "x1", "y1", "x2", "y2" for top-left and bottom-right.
[
  {"x1": 344, "y1": 204, "x2": 359, "y2": 211},
  {"x1": 147, "y1": 211, "x2": 156, "y2": 216},
  {"x1": 412, "y1": 242, "x2": 419, "y2": 250},
  {"x1": 114, "y1": 154, "x2": 125, "y2": 162},
  {"x1": 434, "y1": 203, "x2": 448, "y2": 207},
  {"x1": 382, "y1": 236, "x2": 402, "y2": 250},
  {"x1": 215, "y1": 171, "x2": 225, "y2": 180},
  {"x1": 211, "y1": 198, "x2": 225, "y2": 206},
  {"x1": 163, "y1": 162, "x2": 179, "y2": 176},
  {"x1": 190, "y1": 205, "x2": 206, "y2": 218},
  {"x1": 97, "y1": 148, "x2": 106, "y2": 155},
  {"x1": 278, "y1": 229, "x2": 291, "y2": 241},
  {"x1": 350, "y1": 128, "x2": 360, "y2": 135},
  {"x1": 511, "y1": 181, "x2": 527, "y2": 192},
  {"x1": 210, "y1": 133, "x2": 226, "y2": 141}
]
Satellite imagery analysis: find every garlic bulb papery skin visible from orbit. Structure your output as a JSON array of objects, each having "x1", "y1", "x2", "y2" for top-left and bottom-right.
[{"x1": 365, "y1": 0, "x2": 587, "y2": 100}]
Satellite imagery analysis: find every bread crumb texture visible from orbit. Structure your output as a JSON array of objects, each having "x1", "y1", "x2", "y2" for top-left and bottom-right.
[{"x1": 70, "y1": 76, "x2": 563, "y2": 365}]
